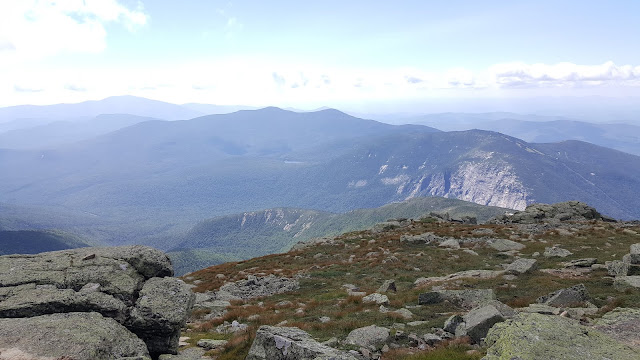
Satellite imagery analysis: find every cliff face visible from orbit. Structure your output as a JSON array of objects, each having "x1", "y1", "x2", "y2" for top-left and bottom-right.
[{"x1": 403, "y1": 160, "x2": 531, "y2": 210}]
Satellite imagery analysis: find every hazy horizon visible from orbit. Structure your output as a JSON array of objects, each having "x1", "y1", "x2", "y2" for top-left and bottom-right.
[{"x1": 1, "y1": 1, "x2": 639, "y2": 114}]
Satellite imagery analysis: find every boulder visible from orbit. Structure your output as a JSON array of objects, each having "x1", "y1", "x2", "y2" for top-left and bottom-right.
[
  {"x1": 606, "y1": 260, "x2": 640, "y2": 277},
  {"x1": 536, "y1": 284, "x2": 591, "y2": 307},
  {"x1": 418, "y1": 289, "x2": 496, "y2": 309},
  {"x1": 345, "y1": 325, "x2": 390, "y2": 350},
  {"x1": 362, "y1": 293, "x2": 389, "y2": 305},
  {"x1": 563, "y1": 258, "x2": 597, "y2": 268},
  {"x1": 594, "y1": 308, "x2": 640, "y2": 349},
  {"x1": 197, "y1": 339, "x2": 228, "y2": 350},
  {"x1": 216, "y1": 275, "x2": 299, "y2": 300},
  {"x1": 246, "y1": 325, "x2": 358, "y2": 360},
  {"x1": 628, "y1": 243, "x2": 640, "y2": 264},
  {"x1": 483, "y1": 313, "x2": 637, "y2": 359},
  {"x1": 456, "y1": 301, "x2": 514, "y2": 343},
  {"x1": 439, "y1": 239, "x2": 461, "y2": 249},
  {"x1": 487, "y1": 239, "x2": 525, "y2": 252},
  {"x1": 414, "y1": 270, "x2": 505, "y2": 287},
  {"x1": 0, "y1": 245, "x2": 171, "y2": 303},
  {"x1": 504, "y1": 258, "x2": 537, "y2": 275},
  {"x1": 0, "y1": 312, "x2": 151, "y2": 360},
  {"x1": 543, "y1": 246, "x2": 573, "y2": 258},
  {"x1": 127, "y1": 277, "x2": 196, "y2": 356},
  {"x1": 399, "y1": 232, "x2": 442, "y2": 244},
  {"x1": 377, "y1": 279, "x2": 397, "y2": 293},
  {"x1": 0, "y1": 245, "x2": 194, "y2": 358}
]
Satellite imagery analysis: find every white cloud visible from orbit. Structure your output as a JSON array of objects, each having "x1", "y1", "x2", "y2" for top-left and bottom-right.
[
  {"x1": 0, "y1": 0, "x2": 147, "y2": 61},
  {"x1": 2, "y1": 59, "x2": 640, "y2": 108},
  {"x1": 489, "y1": 61, "x2": 640, "y2": 88}
]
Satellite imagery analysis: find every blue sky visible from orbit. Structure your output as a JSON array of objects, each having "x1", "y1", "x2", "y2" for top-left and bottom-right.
[{"x1": 1, "y1": 0, "x2": 639, "y2": 110}]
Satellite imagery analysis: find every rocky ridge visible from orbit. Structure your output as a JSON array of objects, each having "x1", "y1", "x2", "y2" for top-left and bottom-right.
[{"x1": 181, "y1": 202, "x2": 640, "y2": 359}]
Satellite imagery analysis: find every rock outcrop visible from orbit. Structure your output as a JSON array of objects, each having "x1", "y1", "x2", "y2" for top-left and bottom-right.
[
  {"x1": 489, "y1": 201, "x2": 607, "y2": 224},
  {"x1": 0, "y1": 312, "x2": 151, "y2": 360},
  {"x1": 594, "y1": 308, "x2": 640, "y2": 349},
  {"x1": 483, "y1": 313, "x2": 637, "y2": 359},
  {"x1": 0, "y1": 245, "x2": 194, "y2": 358},
  {"x1": 246, "y1": 325, "x2": 358, "y2": 360},
  {"x1": 214, "y1": 274, "x2": 299, "y2": 300}
]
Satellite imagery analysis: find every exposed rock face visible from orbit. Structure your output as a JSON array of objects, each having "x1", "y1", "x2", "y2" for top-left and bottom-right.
[
  {"x1": 215, "y1": 275, "x2": 299, "y2": 300},
  {"x1": 483, "y1": 313, "x2": 637, "y2": 360},
  {"x1": 127, "y1": 277, "x2": 196, "y2": 356},
  {"x1": 246, "y1": 325, "x2": 358, "y2": 360},
  {"x1": 489, "y1": 201, "x2": 606, "y2": 224},
  {"x1": 0, "y1": 246, "x2": 194, "y2": 358},
  {"x1": 594, "y1": 308, "x2": 640, "y2": 349},
  {"x1": 0, "y1": 312, "x2": 151, "y2": 360}
]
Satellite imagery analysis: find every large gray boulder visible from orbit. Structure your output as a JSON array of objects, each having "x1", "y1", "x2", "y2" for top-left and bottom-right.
[
  {"x1": 0, "y1": 245, "x2": 193, "y2": 358},
  {"x1": 483, "y1": 313, "x2": 637, "y2": 359},
  {"x1": 418, "y1": 289, "x2": 496, "y2": 309},
  {"x1": 487, "y1": 239, "x2": 525, "y2": 252},
  {"x1": 0, "y1": 312, "x2": 151, "y2": 360},
  {"x1": 246, "y1": 326, "x2": 358, "y2": 360},
  {"x1": 345, "y1": 325, "x2": 390, "y2": 350},
  {"x1": 536, "y1": 284, "x2": 591, "y2": 307},
  {"x1": 504, "y1": 258, "x2": 537, "y2": 275},
  {"x1": 215, "y1": 274, "x2": 299, "y2": 300},
  {"x1": 455, "y1": 301, "x2": 514, "y2": 343}
]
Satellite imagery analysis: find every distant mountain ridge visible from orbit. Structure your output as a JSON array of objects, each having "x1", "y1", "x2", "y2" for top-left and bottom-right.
[
  {"x1": 167, "y1": 197, "x2": 509, "y2": 275},
  {"x1": 0, "y1": 107, "x2": 639, "y2": 256},
  {"x1": 0, "y1": 95, "x2": 203, "y2": 122},
  {"x1": 398, "y1": 113, "x2": 640, "y2": 156}
]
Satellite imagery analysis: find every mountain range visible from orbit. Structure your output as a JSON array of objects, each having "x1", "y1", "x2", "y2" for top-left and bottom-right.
[
  {"x1": 1, "y1": 97, "x2": 640, "y2": 267},
  {"x1": 398, "y1": 113, "x2": 640, "y2": 156}
]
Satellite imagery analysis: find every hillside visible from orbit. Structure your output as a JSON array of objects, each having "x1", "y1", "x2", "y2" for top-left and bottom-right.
[
  {"x1": 168, "y1": 197, "x2": 509, "y2": 275},
  {"x1": 0, "y1": 229, "x2": 89, "y2": 255},
  {"x1": 178, "y1": 202, "x2": 640, "y2": 359}
]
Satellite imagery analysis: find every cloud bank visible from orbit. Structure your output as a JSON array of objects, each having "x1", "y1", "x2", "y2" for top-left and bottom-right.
[{"x1": 0, "y1": 0, "x2": 147, "y2": 61}]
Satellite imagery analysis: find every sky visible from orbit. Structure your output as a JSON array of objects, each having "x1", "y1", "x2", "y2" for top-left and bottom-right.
[{"x1": 1, "y1": 0, "x2": 639, "y2": 111}]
